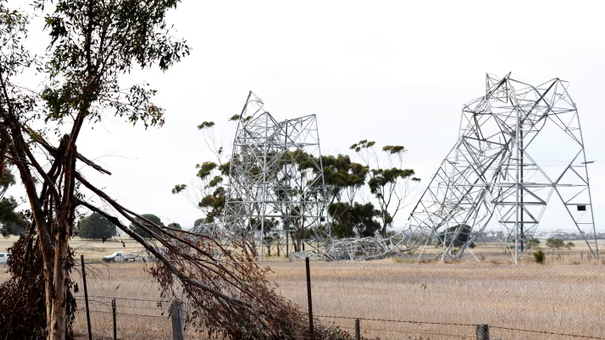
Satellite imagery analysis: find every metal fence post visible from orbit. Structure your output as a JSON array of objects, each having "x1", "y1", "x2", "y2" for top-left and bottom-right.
[
  {"x1": 80, "y1": 255, "x2": 92, "y2": 340},
  {"x1": 171, "y1": 301, "x2": 185, "y2": 340},
  {"x1": 475, "y1": 324, "x2": 489, "y2": 340},
  {"x1": 305, "y1": 257, "x2": 314, "y2": 339},
  {"x1": 355, "y1": 318, "x2": 360, "y2": 340},
  {"x1": 112, "y1": 298, "x2": 117, "y2": 340}
]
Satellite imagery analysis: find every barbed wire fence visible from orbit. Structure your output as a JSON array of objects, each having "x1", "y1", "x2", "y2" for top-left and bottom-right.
[
  {"x1": 73, "y1": 293, "x2": 605, "y2": 340},
  {"x1": 73, "y1": 252, "x2": 605, "y2": 340}
]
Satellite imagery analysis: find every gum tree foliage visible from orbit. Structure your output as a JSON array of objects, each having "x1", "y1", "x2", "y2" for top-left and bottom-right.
[
  {"x1": 328, "y1": 202, "x2": 380, "y2": 238},
  {"x1": 1, "y1": 170, "x2": 28, "y2": 237},
  {"x1": 545, "y1": 238, "x2": 575, "y2": 250},
  {"x1": 166, "y1": 222, "x2": 182, "y2": 236},
  {"x1": 194, "y1": 217, "x2": 205, "y2": 228},
  {"x1": 272, "y1": 149, "x2": 328, "y2": 252},
  {"x1": 0, "y1": 12, "x2": 27, "y2": 238},
  {"x1": 320, "y1": 154, "x2": 368, "y2": 205},
  {"x1": 167, "y1": 222, "x2": 181, "y2": 229},
  {"x1": 320, "y1": 154, "x2": 373, "y2": 239},
  {"x1": 350, "y1": 140, "x2": 420, "y2": 237},
  {"x1": 0, "y1": 1, "x2": 364, "y2": 340},
  {"x1": 172, "y1": 120, "x2": 230, "y2": 224},
  {"x1": 528, "y1": 237, "x2": 540, "y2": 249},
  {"x1": 0, "y1": 4, "x2": 61, "y2": 339},
  {"x1": 77, "y1": 212, "x2": 117, "y2": 239},
  {"x1": 130, "y1": 213, "x2": 163, "y2": 239},
  {"x1": 546, "y1": 237, "x2": 565, "y2": 250},
  {"x1": 0, "y1": 0, "x2": 189, "y2": 338}
]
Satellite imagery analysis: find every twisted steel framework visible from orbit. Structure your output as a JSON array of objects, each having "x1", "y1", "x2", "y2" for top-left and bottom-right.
[
  {"x1": 222, "y1": 74, "x2": 598, "y2": 262},
  {"x1": 396, "y1": 73, "x2": 599, "y2": 261},
  {"x1": 223, "y1": 92, "x2": 329, "y2": 260}
]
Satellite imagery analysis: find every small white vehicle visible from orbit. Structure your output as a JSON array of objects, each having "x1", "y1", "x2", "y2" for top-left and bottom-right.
[
  {"x1": 0, "y1": 253, "x2": 11, "y2": 264},
  {"x1": 102, "y1": 251, "x2": 135, "y2": 263}
]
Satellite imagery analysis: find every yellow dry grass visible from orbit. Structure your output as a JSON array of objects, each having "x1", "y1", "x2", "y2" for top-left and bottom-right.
[
  {"x1": 1, "y1": 238, "x2": 605, "y2": 339},
  {"x1": 0, "y1": 235, "x2": 144, "y2": 261}
]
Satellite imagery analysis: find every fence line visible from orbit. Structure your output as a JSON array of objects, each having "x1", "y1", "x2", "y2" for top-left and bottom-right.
[
  {"x1": 333, "y1": 324, "x2": 470, "y2": 339},
  {"x1": 316, "y1": 314, "x2": 477, "y2": 328},
  {"x1": 489, "y1": 325, "x2": 605, "y2": 340},
  {"x1": 74, "y1": 294, "x2": 169, "y2": 303},
  {"x1": 76, "y1": 295, "x2": 605, "y2": 339},
  {"x1": 78, "y1": 307, "x2": 166, "y2": 319},
  {"x1": 74, "y1": 256, "x2": 605, "y2": 340},
  {"x1": 316, "y1": 313, "x2": 605, "y2": 339}
]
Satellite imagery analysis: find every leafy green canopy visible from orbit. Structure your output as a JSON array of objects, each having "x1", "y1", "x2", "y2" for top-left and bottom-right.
[
  {"x1": 329, "y1": 202, "x2": 380, "y2": 238},
  {"x1": 0, "y1": 171, "x2": 27, "y2": 237},
  {"x1": 350, "y1": 140, "x2": 421, "y2": 237},
  {"x1": 38, "y1": 0, "x2": 190, "y2": 128},
  {"x1": 167, "y1": 222, "x2": 181, "y2": 229},
  {"x1": 173, "y1": 153, "x2": 230, "y2": 223},
  {"x1": 0, "y1": 0, "x2": 192, "y2": 338},
  {"x1": 77, "y1": 212, "x2": 117, "y2": 239},
  {"x1": 194, "y1": 218, "x2": 205, "y2": 228},
  {"x1": 130, "y1": 214, "x2": 164, "y2": 239}
]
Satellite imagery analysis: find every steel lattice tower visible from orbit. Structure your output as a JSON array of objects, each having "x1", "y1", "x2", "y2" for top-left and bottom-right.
[
  {"x1": 223, "y1": 92, "x2": 329, "y2": 259},
  {"x1": 398, "y1": 73, "x2": 599, "y2": 261}
]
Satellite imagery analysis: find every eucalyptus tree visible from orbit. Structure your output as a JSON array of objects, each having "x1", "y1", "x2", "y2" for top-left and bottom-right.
[
  {"x1": 328, "y1": 201, "x2": 380, "y2": 238},
  {"x1": 0, "y1": 170, "x2": 27, "y2": 237},
  {"x1": 130, "y1": 214, "x2": 164, "y2": 238},
  {"x1": 0, "y1": 2, "x2": 359, "y2": 340},
  {"x1": 172, "y1": 120, "x2": 231, "y2": 224},
  {"x1": 350, "y1": 140, "x2": 421, "y2": 237},
  {"x1": 318, "y1": 153, "x2": 375, "y2": 239},
  {"x1": 1, "y1": 0, "x2": 190, "y2": 338},
  {"x1": 77, "y1": 212, "x2": 117, "y2": 239},
  {"x1": 320, "y1": 153, "x2": 368, "y2": 205}
]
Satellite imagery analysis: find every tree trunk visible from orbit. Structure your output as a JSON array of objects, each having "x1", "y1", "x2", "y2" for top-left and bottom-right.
[
  {"x1": 44, "y1": 270, "x2": 53, "y2": 334},
  {"x1": 381, "y1": 224, "x2": 387, "y2": 238},
  {"x1": 50, "y1": 221, "x2": 70, "y2": 340},
  {"x1": 49, "y1": 142, "x2": 77, "y2": 340},
  {"x1": 291, "y1": 232, "x2": 300, "y2": 252},
  {"x1": 295, "y1": 230, "x2": 303, "y2": 253}
]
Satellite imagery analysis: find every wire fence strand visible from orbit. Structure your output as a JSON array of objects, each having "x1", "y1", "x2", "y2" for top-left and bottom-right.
[{"x1": 72, "y1": 256, "x2": 605, "y2": 340}]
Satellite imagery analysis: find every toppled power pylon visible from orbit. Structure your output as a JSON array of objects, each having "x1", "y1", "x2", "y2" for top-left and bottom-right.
[
  {"x1": 397, "y1": 73, "x2": 599, "y2": 261},
  {"x1": 223, "y1": 75, "x2": 599, "y2": 262},
  {"x1": 223, "y1": 92, "x2": 329, "y2": 259},
  {"x1": 294, "y1": 73, "x2": 599, "y2": 262}
]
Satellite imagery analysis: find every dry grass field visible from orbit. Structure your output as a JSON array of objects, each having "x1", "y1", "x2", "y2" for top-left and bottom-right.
[
  {"x1": 0, "y1": 236, "x2": 148, "y2": 261},
  {"x1": 2, "y1": 237, "x2": 605, "y2": 339}
]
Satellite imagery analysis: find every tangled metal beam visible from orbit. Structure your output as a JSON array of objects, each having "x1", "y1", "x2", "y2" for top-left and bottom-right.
[
  {"x1": 394, "y1": 73, "x2": 599, "y2": 261},
  {"x1": 294, "y1": 73, "x2": 599, "y2": 261},
  {"x1": 223, "y1": 92, "x2": 329, "y2": 259},
  {"x1": 222, "y1": 75, "x2": 598, "y2": 262}
]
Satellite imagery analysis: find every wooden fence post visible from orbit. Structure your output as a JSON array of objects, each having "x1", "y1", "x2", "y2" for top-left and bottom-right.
[
  {"x1": 355, "y1": 318, "x2": 360, "y2": 340},
  {"x1": 80, "y1": 255, "x2": 92, "y2": 340},
  {"x1": 305, "y1": 257, "x2": 314, "y2": 339},
  {"x1": 112, "y1": 298, "x2": 117, "y2": 340},
  {"x1": 171, "y1": 301, "x2": 185, "y2": 340},
  {"x1": 475, "y1": 324, "x2": 489, "y2": 340}
]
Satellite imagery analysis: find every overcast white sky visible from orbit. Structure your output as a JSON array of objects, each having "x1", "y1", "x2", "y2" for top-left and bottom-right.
[{"x1": 10, "y1": 0, "x2": 605, "y2": 232}]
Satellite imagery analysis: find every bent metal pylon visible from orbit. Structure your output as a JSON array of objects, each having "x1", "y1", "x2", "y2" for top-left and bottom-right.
[{"x1": 398, "y1": 73, "x2": 599, "y2": 261}]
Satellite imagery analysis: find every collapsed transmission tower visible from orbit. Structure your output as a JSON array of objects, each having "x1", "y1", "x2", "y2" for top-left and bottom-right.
[
  {"x1": 223, "y1": 92, "x2": 329, "y2": 259},
  {"x1": 398, "y1": 73, "x2": 599, "y2": 261}
]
